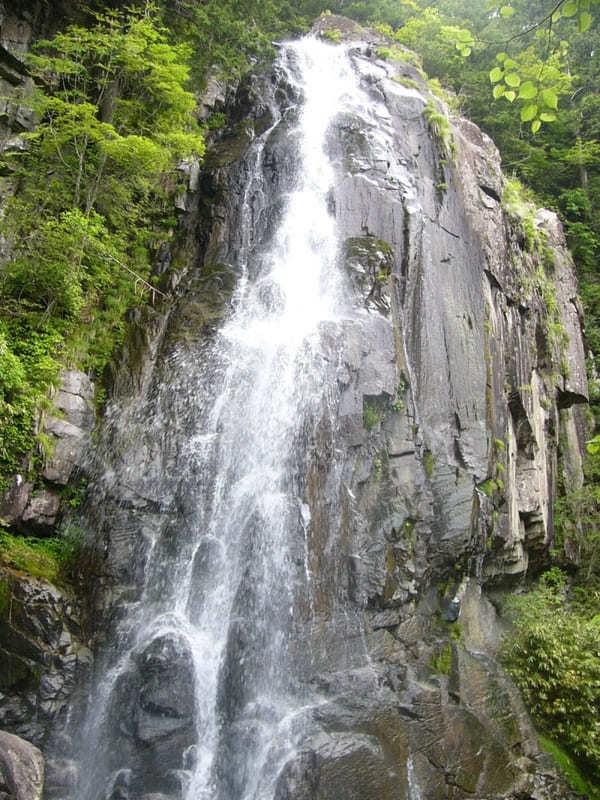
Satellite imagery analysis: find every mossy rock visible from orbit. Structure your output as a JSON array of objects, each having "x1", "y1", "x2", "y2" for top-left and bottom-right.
[
  {"x1": 205, "y1": 118, "x2": 255, "y2": 168},
  {"x1": 362, "y1": 392, "x2": 394, "y2": 431},
  {"x1": 343, "y1": 236, "x2": 394, "y2": 314},
  {"x1": 0, "y1": 576, "x2": 10, "y2": 619},
  {"x1": 166, "y1": 262, "x2": 243, "y2": 347},
  {"x1": 312, "y1": 13, "x2": 373, "y2": 42}
]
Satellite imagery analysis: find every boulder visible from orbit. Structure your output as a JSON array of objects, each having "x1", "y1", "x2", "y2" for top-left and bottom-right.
[{"x1": 0, "y1": 731, "x2": 43, "y2": 800}]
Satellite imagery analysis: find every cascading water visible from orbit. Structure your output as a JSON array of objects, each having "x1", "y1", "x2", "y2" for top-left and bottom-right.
[{"x1": 58, "y1": 38, "x2": 381, "y2": 800}]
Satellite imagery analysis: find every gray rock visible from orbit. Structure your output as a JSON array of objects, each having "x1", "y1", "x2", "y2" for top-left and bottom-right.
[
  {"x1": 0, "y1": 476, "x2": 32, "y2": 526},
  {"x1": 0, "y1": 568, "x2": 87, "y2": 746},
  {"x1": 0, "y1": 731, "x2": 43, "y2": 800},
  {"x1": 21, "y1": 488, "x2": 60, "y2": 529},
  {"x1": 41, "y1": 370, "x2": 95, "y2": 486},
  {"x1": 58, "y1": 370, "x2": 93, "y2": 402}
]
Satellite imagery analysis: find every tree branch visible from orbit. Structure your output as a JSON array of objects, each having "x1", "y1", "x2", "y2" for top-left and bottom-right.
[{"x1": 479, "y1": 0, "x2": 568, "y2": 46}]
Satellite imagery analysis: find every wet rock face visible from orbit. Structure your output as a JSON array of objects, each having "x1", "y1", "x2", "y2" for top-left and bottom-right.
[
  {"x1": 0, "y1": 567, "x2": 89, "y2": 747},
  {"x1": 45, "y1": 22, "x2": 586, "y2": 800},
  {"x1": 134, "y1": 634, "x2": 196, "y2": 746}
]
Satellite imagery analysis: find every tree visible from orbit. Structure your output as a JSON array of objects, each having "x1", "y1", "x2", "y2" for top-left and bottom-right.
[{"x1": 0, "y1": 5, "x2": 204, "y2": 483}]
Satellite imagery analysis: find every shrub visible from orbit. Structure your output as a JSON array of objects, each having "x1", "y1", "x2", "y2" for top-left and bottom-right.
[{"x1": 501, "y1": 570, "x2": 600, "y2": 783}]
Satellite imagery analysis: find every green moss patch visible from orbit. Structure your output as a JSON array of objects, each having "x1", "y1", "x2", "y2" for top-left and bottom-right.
[{"x1": 0, "y1": 529, "x2": 80, "y2": 584}]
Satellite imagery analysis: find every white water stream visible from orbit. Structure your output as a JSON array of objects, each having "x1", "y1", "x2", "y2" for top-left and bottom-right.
[{"x1": 181, "y1": 39, "x2": 357, "y2": 799}]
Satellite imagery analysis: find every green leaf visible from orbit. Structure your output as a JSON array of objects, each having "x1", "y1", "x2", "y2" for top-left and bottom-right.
[
  {"x1": 504, "y1": 90, "x2": 516, "y2": 103},
  {"x1": 503, "y1": 58, "x2": 518, "y2": 70},
  {"x1": 578, "y1": 11, "x2": 592, "y2": 31},
  {"x1": 587, "y1": 435, "x2": 600, "y2": 455},
  {"x1": 456, "y1": 29, "x2": 472, "y2": 42},
  {"x1": 521, "y1": 104, "x2": 538, "y2": 122},
  {"x1": 561, "y1": 0, "x2": 578, "y2": 16},
  {"x1": 539, "y1": 112, "x2": 557, "y2": 122},
  {"x1": 493, "y1": 84, "x2": 505, "y2": 99},
  {"x1": 541, "y1": 89, "x2": 558, "y2": 110},
  {"x1": 459, "y1": 46, "x2": 472, "y2": 56},
  {"x1": 500, "y1": 5, "x2": 516, "y2": 17},
  {"x1": 518, "y1": 81, "x2": 537, "y2": 100},
  {"x1": 531, "y1": 119, "x2": 542, "y2": 133},
  {"x1": 504, "y1": 72, "x2": 521, "y2": 87},
  {"x1": 496, "y1": 52, "x2": 507, "y2": 63},
  {"x1": 489, "y1": 67, "x2": 504, "y2": 83}
]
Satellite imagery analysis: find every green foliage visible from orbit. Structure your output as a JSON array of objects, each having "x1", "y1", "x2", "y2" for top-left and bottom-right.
[
  {"x1": 321, "y1": 27, "x2": 342, "y2": 41},
  {"x1": 392, "y1": 8, "x2": 475, "y2": 83},
  {"x1": 424, "y1": 101, "x2": 454, "y2": 156},
  {"x1": 374, "y1": 457, "x2": 382, "y2": 482},
  {"x1": 207, "y1": 111, "x2": 227, "y2": 130},
  {"x1": 161, "y1": 0, "x2": 307, "y2": 86},
  {"x1": 0, "y1": 6, "x2": 204, "y2": 486},
  {"x1": 0, "y1": 318, "x2": 63, "y2": 483},
  {"x1": 393, "y1": 375, "x2": 408, "y2": 411},
  {"x1": 501, "y1": 569, "x2": 600, "y2": 783},
  {"x1": 62, "y1": 477, "x2": 87, "y2": 509},
  {"x1": 424, "y1": 450, "x2": 435, "y2": 477},
  {"x1": 538, "y1": 735, "x2": 600, "y2": 799},
  {"x1": 430, "y1": 642, "x2": 452, "y2": 674},
  {"x1": 478, "y1": 477, "x2": 501, "y2": 497},
  {"x1": 489, "y1": 46, "x2": 571, "y2": 133},
  {"x1": 0, "y1": 526, "x2": 81, "y2": 584},
  {"x1": 0, "y1": 577, "x2": 9, "y2": 619},
  {"x1": 363, "y1": 401, "x2": 380, "y2": 430},
  {"x1": 555, "y1": 445, "x2": 600, "y2": 579}
]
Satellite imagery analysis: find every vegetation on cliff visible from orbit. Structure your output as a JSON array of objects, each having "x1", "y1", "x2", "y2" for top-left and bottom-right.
[
  {"x1": 0, "y1": 5, "x2": 204, "y2": 482},
  {"x1": 502, "y1": 566, "x2": 600, "y2": 793}
]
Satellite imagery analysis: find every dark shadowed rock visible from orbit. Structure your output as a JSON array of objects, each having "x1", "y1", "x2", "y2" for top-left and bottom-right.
[{"x1": 0, "y1": 567, "x2": 89, "y2": 746}]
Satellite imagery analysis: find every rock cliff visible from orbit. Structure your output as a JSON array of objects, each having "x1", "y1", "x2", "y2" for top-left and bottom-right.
[{"x1": 0, "y1": 11, "x2": 589, "y2": 800}]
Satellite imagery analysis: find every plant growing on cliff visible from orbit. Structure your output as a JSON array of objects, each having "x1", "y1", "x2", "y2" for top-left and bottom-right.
[
  {"x1": 554, "y1": 444, "x2": 600, "y2": 579},
  {"x1": 0, "y1": 527, "x2": 81, "y2": 584},
  {"x1": 363, "y1": 401, "x2": 380, "y2": 430},
  {"x1": 321, "y1": 27, "x2": 342, "y2": 41},
  {"x1": 501, "y1": 568, "x2": 600, "y2": 787},
  {"x1": 424, "y1": 101, "x2": 454, "y2": 157},
  {"x1": 0, "y1": 6, "x2": 204, "y2": 485},
  {"x1": 429, "y1": 642, "x2": 452, "y2": 675}
]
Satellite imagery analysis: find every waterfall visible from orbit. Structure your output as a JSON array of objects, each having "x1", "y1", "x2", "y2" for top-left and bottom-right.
[
  {"x1": 41, "y1": 18, "x2": 575, "y2": 800},
  {"x1": 180, "y1": 38, "x2": 356, "y2": 799},
  {"x1": 62, "y1": 38, "x2": 376, "y2": 800}
]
